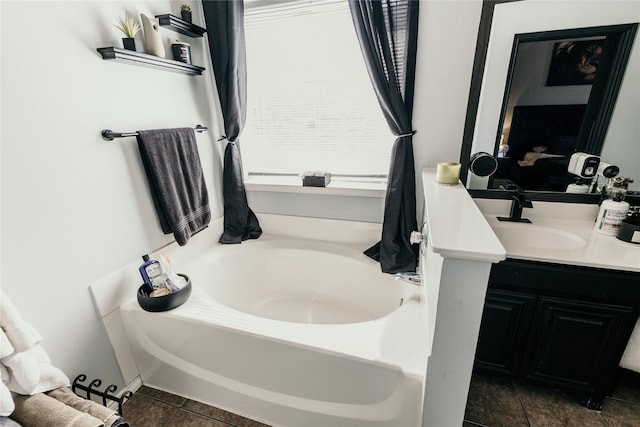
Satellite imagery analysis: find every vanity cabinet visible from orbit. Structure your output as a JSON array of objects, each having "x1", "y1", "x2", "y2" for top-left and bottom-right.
[
  {"x1": 475, "y1": 259, "x2": 640, "y2": 410},
  {"x1": 475, "y1": 289, "x2": 536, "y2": 375}
]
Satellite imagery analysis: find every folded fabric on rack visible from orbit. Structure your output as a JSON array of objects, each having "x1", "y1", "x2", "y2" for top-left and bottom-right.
[
  {"x1": 0, "y1": 292, "x2": 41, "y2": 353},
  {"x1": 0, "y1": 290, "x2": 69, "y2": 411},
  {"x1": 0, "y1": 380, "x2": 13, "y2": 417},
  {"x1": 2, "y1": 345, "x2": 69, "y2": 396},
  {"x1": 137, "y1": 128, "x2": 211, "y2": 246},
  {"x1": 0, "y1": 331, "x2": 14, "y2": 360},
  {"x1": 0, "y1": 330, "x2": 15, "y2": 415},
  {"x1": 48, "y1": 387, "x2": 128, "y2": 427},
  {"x1": 11, "y1": 393, "x2": 104, "y2": 427}
]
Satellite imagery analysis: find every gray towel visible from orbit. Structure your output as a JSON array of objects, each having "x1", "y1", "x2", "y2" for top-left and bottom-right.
[{"x1": 137, "y1": 128, "x2": 211, "y2": 246}]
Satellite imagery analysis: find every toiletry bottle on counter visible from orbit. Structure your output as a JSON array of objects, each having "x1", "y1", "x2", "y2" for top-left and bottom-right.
[
  {"x1": 594, "y1": 191, "x2": 629, "y2": 235},
  {"x1": 139, "y1": 255, "x2": 177, "y2": 294},
  {"x1": 139, "y1": 255, "x2": 155, "y2": 294}
]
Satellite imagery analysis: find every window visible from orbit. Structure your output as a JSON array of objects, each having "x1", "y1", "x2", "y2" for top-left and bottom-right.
[{"x1": 242, "y1": 0, "x2": 393, "y2": 179}]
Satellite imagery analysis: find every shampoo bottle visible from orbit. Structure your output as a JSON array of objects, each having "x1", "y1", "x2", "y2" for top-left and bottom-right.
[
  {"x1": 139, "y1": 255, "x2": 154, "y2": 294},
  {"x1": 139, "y1": 255, "x2": 170, "y2": 292},
  {"x1": 594, "y1": 191, "x2": 629, "y2": 235}
]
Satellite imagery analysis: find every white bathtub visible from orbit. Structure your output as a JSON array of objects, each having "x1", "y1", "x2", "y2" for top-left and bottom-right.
[{"x1": 107, "y1": 217, "x2": 427, "y2": 426}]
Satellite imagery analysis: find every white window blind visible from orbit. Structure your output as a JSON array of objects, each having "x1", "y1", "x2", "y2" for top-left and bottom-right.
[{"x1": 242, "y1": 0, "x2": 393, "y2": 177}]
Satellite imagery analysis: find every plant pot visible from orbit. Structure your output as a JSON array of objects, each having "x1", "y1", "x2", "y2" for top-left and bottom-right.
[
  {"x1": 122, "y1": 37, "x2": 137, "y2": 51},
  {"x1": 181, "y1": 11, "x2": 192, "y2": 23}
]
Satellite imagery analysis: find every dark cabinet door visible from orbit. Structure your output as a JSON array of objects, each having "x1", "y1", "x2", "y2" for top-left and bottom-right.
[
  {"x1": 520, "y1": 296, "x2": 633, "y2": 405},
  {"x1": 475, "y1": 289, "x2": 536, "y2": 374},
  {"x1": 477, "y1": 259, "x2": 640, "y2": 410}
]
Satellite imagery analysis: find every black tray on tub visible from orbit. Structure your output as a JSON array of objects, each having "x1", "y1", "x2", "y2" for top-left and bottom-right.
[{"x1": 137, "y1": 274, "x2": 192, "y2": 312}]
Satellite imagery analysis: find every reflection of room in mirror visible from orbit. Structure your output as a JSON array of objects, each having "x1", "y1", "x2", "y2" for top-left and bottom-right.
[
  {"x1": 462, "y1": 0, "x2": 639, "y2": 196},
  {"x1": 494, "y1": 36, "x2": 606, "y2": 192}
]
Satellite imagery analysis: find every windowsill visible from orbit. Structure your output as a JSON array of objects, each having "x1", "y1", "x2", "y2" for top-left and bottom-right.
[{"x1": 245, "y1": 175, "x2": 387, "y2": 198}]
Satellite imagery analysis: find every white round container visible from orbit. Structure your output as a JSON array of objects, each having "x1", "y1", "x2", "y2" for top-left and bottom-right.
[{"x1": 594, "y1": 198, "x2": 630, "y2": 235}]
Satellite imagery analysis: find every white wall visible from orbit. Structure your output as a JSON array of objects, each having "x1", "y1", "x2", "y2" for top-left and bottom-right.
[
  {"x1": 1, "y1": 0, "x2": 224, "y2": 389},
  {"x1": 412, "y1": 0, "x2": 483, "y2": 219}
]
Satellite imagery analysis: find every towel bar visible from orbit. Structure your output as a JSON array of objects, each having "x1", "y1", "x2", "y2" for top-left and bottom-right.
[{"x1": 101, "y1": 125, "x2": 208, "y2": 141}]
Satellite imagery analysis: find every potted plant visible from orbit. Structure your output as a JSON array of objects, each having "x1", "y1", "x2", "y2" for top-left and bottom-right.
[
  {"x1": 114, "y1": 15, "x2": 141, "y2": 51},
  {"x1": 180, "y1": 4, "x2": 192, "y2": 23}
]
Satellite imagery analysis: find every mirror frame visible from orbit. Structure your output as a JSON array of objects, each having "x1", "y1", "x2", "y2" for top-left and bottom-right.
[{"x1": 460, "y1": 0, "x2": 639, "y2": 205}]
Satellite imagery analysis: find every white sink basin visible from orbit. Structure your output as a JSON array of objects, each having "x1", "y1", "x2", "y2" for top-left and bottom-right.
[{"x1": 492, "y1": 223, "x2": 586, "y2": 251}]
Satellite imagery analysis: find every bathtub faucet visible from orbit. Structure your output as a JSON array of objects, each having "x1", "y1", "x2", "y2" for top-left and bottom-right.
[{"x1": 395, "y1": 272, "x2": 422, "y2": 286}]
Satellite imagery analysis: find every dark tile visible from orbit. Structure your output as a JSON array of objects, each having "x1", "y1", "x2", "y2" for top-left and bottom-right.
[
  {"x1": 182, "y1": 399, "x2": 270, "y2": 427},
  {"x1": 610, "y1": 369, "x2": 640, "y2": 404},
  {"x1": 234, "y1": 416, "x2": 272, "y2": 427},
  {"x1": 137, "y1": 385, "x2": 186, "y2": 406},
  {"x1": 464, "y1": 372, "x2": 528, "y2": 427},
  {"x1": 515, "y1": 382, "x2": 605, "y2": 427},
  {"x1": 600, "y1": 398, "x2": 640, "y2": 427},
  {"x1": 463, "y1": 421, "x2": 489, "y2": 427},
  {"x1": 123, "y1": 393, "x2": 179, "y2": 426},
  {"x1": 165, "y1": 409, "x2": 232, "y2": 427}
]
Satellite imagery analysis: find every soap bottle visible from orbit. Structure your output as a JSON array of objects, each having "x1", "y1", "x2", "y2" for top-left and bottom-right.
[
  {"x1": 139, "y1": 255, "x2": 170, "y2": 293},
  {"x1": 139, "y1": 255, "x2": 154, "y2": 295},
  {"x1": 594, "y1": 191, "x2": 629, "y2": 235}
]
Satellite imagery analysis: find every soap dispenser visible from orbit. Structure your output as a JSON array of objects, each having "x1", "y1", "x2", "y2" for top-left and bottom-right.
[{"x1": 594, "y1": 190, "x2": 629, "y2": 235}]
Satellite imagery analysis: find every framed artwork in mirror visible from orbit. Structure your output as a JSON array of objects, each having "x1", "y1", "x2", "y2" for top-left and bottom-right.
[{"x1": 546, "y1": 39, "x2": 605, "y2": 86}]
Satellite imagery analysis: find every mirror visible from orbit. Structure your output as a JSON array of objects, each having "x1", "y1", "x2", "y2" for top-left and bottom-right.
[{"x1": 460, "y1": 0, "x2": 639, "y2": 201}]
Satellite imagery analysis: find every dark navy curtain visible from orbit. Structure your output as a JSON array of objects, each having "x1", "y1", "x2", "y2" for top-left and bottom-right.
[
  {"x1": 349, "y1": 0, "x2": 420, "y2": 273},
  {"x1": 202, "y1": 0, "x2": 262, "y2": 244}
]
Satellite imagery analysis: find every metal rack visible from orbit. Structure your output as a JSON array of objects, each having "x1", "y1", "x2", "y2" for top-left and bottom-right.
[
  {"x1": 101, "y1": 125, "x2": 208, "y2": 141},
  {"x1": 71, "y1": 374, "x2": 133, "y2": 416}
]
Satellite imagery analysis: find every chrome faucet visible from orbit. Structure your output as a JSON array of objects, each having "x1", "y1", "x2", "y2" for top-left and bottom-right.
[{"x1": 497, "y1": 190, "x2": 533, "y2": 223}]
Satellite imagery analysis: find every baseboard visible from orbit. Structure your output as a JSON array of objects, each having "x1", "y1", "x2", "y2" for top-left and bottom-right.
[{"x1": 106, "y1": 375, "x2": 143, "y2": 412}]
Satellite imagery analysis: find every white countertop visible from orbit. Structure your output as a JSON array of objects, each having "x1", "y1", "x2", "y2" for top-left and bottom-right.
[
  {"x1": 475, "y1": 198, "x2": 640, "y2": 273},
  {"x1": 422, "y1": 168, "x2": 506, "y2": 263}
]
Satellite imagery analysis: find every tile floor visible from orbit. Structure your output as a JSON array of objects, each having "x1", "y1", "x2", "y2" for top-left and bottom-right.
[
  {"x1": 122, "y1": 369, "x2": 640, "y2": 426},
  {"x1": 464, "y1": 369, "x2": 640, "y2": 427},
  {"x1": 122, "y1": 386, "x2": 269, "y2": 427}
]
